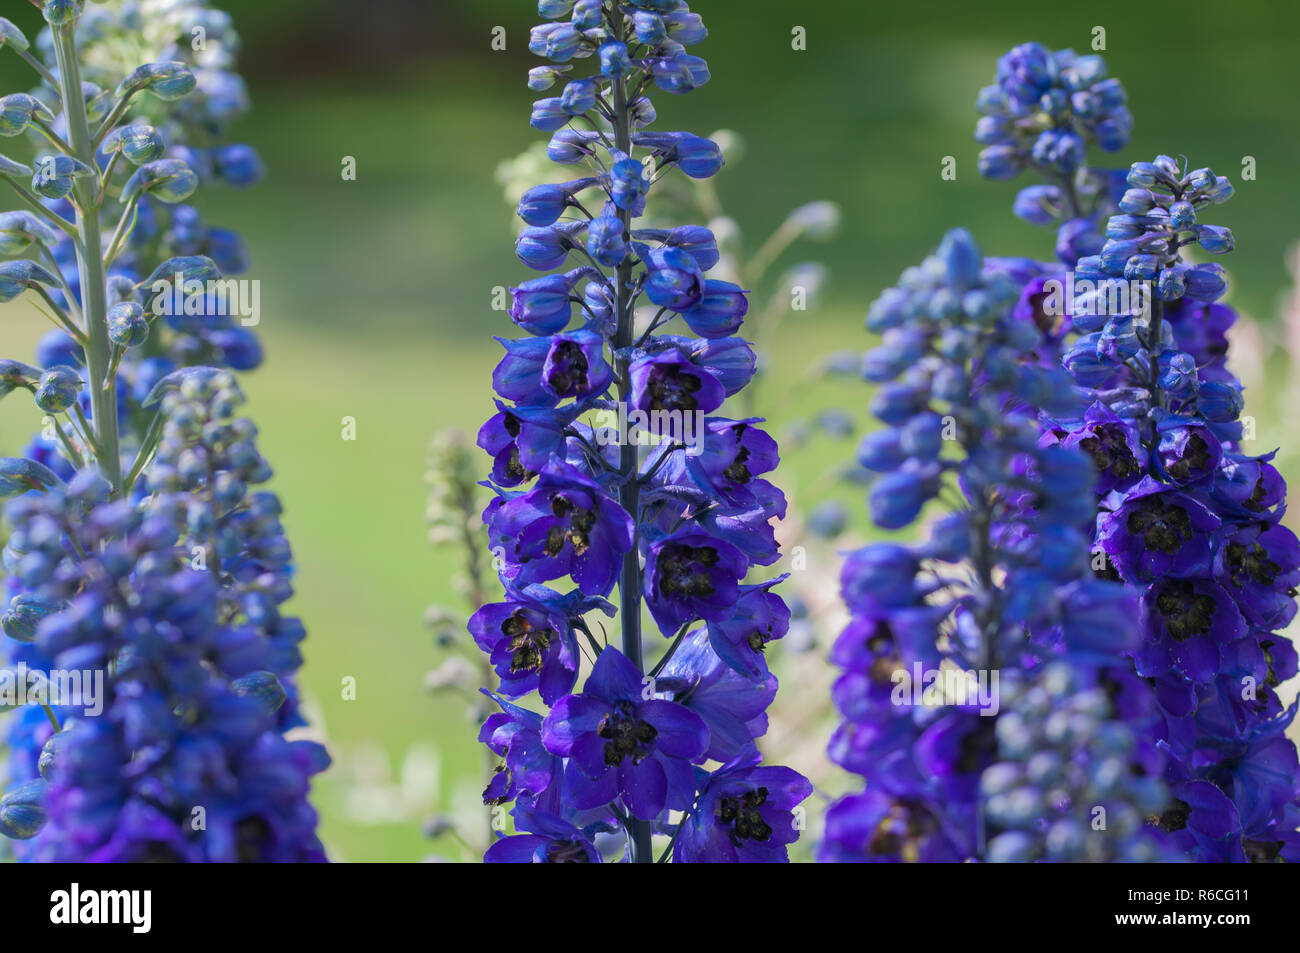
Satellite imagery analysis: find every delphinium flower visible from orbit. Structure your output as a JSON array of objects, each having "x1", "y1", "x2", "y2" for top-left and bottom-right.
[
  {"x1": 1050, "y1": 157, "x2": 1300, "y2": 861},
  {"x1": 467, "y1": 0, "x2": 810, "y2": 863},
  {"x1": 4, "y1": 374, "x2": 327, "y2": 861},
  {"x1": 0, "y1": 1, "x2": 325, "y2": 861},
  {"x1": 976, "y1": 43, "x2": 1133, "y2": 274},
  {"x1": 819, "y1": 228, "x2": 1173, "y2": 862}
]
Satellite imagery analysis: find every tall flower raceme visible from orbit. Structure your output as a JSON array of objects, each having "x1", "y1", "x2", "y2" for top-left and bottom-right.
[
  {"x1": 1046, "y1": 161, "x2": 1300, "y2": 861},
  {"x1": 0, "y1": 1, "x2": 327, "y2": 861},
  {"x1": 471, "y1": 0, "x2": 810, "y2": 863},
  {"x1": 819, "y1": 228, "x2": 1174, "y2": 863},
  {"x1": 968, "y1": 43, "x2": 1300, "y2": 861}
]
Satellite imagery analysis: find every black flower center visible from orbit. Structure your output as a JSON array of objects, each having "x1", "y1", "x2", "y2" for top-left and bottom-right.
[
  {"x1": 543, "y1": 839, "x2": 593, "y2": 862},
  {"x1": 1154, "y1": 580, "x2": 1216, "y2": 641},
  {"x1": 547, "y1": 340, "x2": 591, "y2": 396},
  {"x1": 956, "y1": 721, "x2": 998, "y2": 774},
  {"x1": 867, "y1": 799, "x2": 937, "y2": 862},
  {"x1": 504, "y1": 446, "x2": 528, "y2": 482},
  {"x1": 717, "y1": 787, "x2": 772, "y2": 846},
  {"x1": 500, "y1": 609, "x2": 558, "y2": 674},
  {"x1": 1079, "y1": 424, "x2": 1140, "y2": 482},
  {"x1": 1125, "y1": 497, "x2": 1194, "y2": 555},
  {"x1": 1245, "y1": 477, "x2": 1268, "y2": 512},
  {"x1": 597, "y1": 702, "x2": 657, "y2": 766},
  {"x1": 1165, "y1": 433, "x2": 1212, "y2": 482},
  {"x1": 543, "y1": 494, "x2": 597, "y2": 556},
  {"x1": 1243, "y1": 839, "x2": 1285, "y2": 863},
  {"x1": 658, "y1": 543, "x2": 719, "y2": 600},
  {"x1": 1224, "y1": 539, "x2": 1281, "y2": 589},
  {"x1": 723, "y1": 441, "x2": 753, "y2": 485},
  {"x1": 1156, "y1": 798, "x2": 1190, "y2": 833},
  {"x1": 646, "y1": 365, "x2": 703, "y2": 412}
]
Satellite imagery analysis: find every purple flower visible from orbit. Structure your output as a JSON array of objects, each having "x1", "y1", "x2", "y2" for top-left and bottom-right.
[
  {"x1": 492, "y1": 331, "x2": 612, "y2": 405},
  {"x1": 644, "y1": 529, "x2": 748, "y2": 634},
  {"x1": 488, "y1": 459, "x2": 634, "y2": 596},
  {"x1": 479, "y1": 693, "x2": 562, "y2": 808},
  {"x1": 659, "y1": 629, "x2": 776, "y2": 761},
  {"x1": 469, "y1": 586, "x2": 611, "y2": 704},
  {"x1": 674, "y1": 749, "x2": 812, "y2": 863},
  {"x1": 484, "y1": 805, "x2": 602, "y2": 863},
  {"x1": 1213, "y1": 522, "x2": 1300, "y2": 630},
  {"x1": 704, "y1": 577, "x2": 790, "y2": 677},
  {"x1": 1050, "y1": 402, "x2": 1146, "y2": 495},
  {"x1": 1097, "y1": 477, "x2": 1220, "y2": 582},
  {"x1": 628, "y1": 349, "x2": 725, "y2": 416},
  {"x1": 542, "y1": 648, "x2": 707, "y2": 819},
  {"x1": 1156, "y1": 418, "x2": 1222, "y2": 486},
  {"x1": 1136, "y1": 577, "x2": 1246, "y2": 684}
]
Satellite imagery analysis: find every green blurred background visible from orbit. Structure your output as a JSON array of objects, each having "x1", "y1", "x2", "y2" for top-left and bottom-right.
[{"x1": 2, "y1": 0, "x2": 1299, "y2": 861}]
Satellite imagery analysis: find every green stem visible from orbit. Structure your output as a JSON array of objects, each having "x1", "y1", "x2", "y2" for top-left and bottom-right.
[
  {"x1": 17, "y1": 48, "x2": 59, "y2": 90},
  {"x1": 53, "y1": 19, "x2": 122, "y2": 494},
  {"x1": 40, "y1": 703, "x2": 62, "y2": 733},
  {"x1": 122, "y1": 408, "x2": 165, "y2": 492}
]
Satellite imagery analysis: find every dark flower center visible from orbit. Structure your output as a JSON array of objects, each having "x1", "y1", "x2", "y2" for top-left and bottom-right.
[
  {"x1": 658, "y1": 543, "x2": 719, "y2": 600},
  {"x1": 1156, "y1": 798, "x2": 1190, "y2": 833},
  {"x1": 597, "y1": 702, "x2": 657, "y2": 766},
  {"x1": 646, "y1": 364, "x2": 703, "y2": 412},
  {"x1": 1154, "y1": 580, "x2": 1216, "y2": 641},
  {"x1": 504, "y1": 446, "x2": 528, "y2": 482},
  {"x1": 484, "y1": 764, "x2": 510, "y2": 806},
  {"x1": 1244, "y1": 477, "x2": 1268, "y2": 512},
  {"x1": 866, "y1": 621, "x2": 900, "y2": 686},
  {"x1": 1243, "y1": 839, "x2": 1285, "y2": 863},
  {"x1": 1224, "y1": 539, "x2": 1281, "y2": 589},
  {"x1": 1165, "y1": 433, "x2": 1212, "y2": 482},
  {"x1": 236, "y1": 816, "x2": 273, "y2": 863},
  {"x1": 956, "y1": 721, "x2": 998, "y2": 774},
  {"x1": 500, "y1": 609, "x2": 558, "y2": 674},
  {"x1": 717, "y1": 786, "x2": 772, "y2": 846},
  {"x1": 544, "y1": 494, "x2": 597, "y2": 556},
  {"x1": 504, "y1": 413, "x2": 521, "y2": 438},
  {"x1": 723, "y1": 428, "x2": 754, "y2": 485},
  {"x1": 1125, "y1": 497, "x2": 1193, "y2": 555},
  {"x1": 1079, "y1": 424, "x2": 1140, "y2": 481},
  {"x1": 867, "y1": 799, "x2": 937, "y2": 862},
  {"x1": 547, "y1": 340, "x2": 591, "y2": 396},
  {"x1": 543, "y1": 839, "x2": 593, "y2": 862}
]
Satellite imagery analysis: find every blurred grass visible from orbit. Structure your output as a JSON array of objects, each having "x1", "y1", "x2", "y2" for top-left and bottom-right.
[{"x1": 3, "y1": 0, "x2": 1300, "y2": 860}]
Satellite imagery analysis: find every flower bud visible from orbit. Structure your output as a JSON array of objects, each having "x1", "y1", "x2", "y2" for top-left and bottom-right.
[
  {"x1": 34, "y1": 366, "x2": 81, "y2": 413},
  {"x1": 0, "y1": 211, "x2": 58, "y2": 255},
  {"x1": 0, "y1": 259, "x2": 58, "y2": 303},
  {"x1": 1196, "y1": 224, "x2": 1234, "y2": 254},
  {"x1": 0, "y1": 17, "x2": 31, "y2": 52},
  {"x1": 108, "y1": 123, "x2": 167, "y2": 164},
  {"x1": 116, "y1": 61, "x2": 197, "y2": 101},
  {"x1": 0, "y1": 94, "x2": 54, "y2": 137},
  {"x1": 0, "y1": 779, "x2": 46, "y2": 840},
  {"x1": 599, "y1": 42, "x2": 631, "y2": 77},
  {"x1": 586, "y1": 215, "x2": 627, "y2": 267},
  {"x1": 108, "y1": 301, "x2": 149, "y2": 348},
  {"x1": 31, "y1": 154, "x2": 95, "y2": 200}
]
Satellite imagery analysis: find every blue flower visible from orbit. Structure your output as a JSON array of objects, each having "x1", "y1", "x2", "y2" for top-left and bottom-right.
[
  {"x1": 543, "y1": 647, "x2": 708, "y2": 819},
  {"x1": 674, "y1": 749, "x2": 811, "y2": 863}
]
